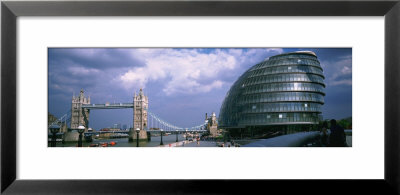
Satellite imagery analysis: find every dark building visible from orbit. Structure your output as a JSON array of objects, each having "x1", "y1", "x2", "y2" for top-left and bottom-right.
[{"x1": 219, "y1": 51, "x2": 325, "y2": 138}]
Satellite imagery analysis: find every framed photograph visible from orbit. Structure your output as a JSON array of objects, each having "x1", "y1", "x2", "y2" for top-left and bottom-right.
[
  {"x1": 2, "y1": 0, "x2": 400, "y2": 194},
  {"x1": 47, "y1": 47, "x2": 351, "y2": 148}
]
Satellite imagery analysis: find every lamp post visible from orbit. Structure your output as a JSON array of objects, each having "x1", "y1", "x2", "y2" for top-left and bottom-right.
[
  {"x1": 160, "y1": 129, "x2": 164, "y2": 145},
  {"x1": 49, "y1": 124, "x2": 60, "y2": 147},
  {"x1": 136, "y1": 128, "x2": 140, "y2": 147},
  {"x1": 204, "y1": 119, "x2": 209, "y2": 138},
  {"x1": 77, "y1": 125, "x2": 85, "y2": 147},
  {"x1": 185, "y1": 129, "x2": 188, "y2": 140},
  {"x1": 176, "y1": 129, "x2": 179, "y2": 142}
]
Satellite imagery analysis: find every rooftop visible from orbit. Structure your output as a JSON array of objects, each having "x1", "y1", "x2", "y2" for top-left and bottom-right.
[{"x1": 266, "y1": 51, "x2": 317, "y2": 61}]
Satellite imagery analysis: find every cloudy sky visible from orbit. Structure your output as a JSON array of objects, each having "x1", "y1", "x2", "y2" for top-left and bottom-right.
[{"x1": 48, "y1": 48, "x2": 352, "y2": 130}]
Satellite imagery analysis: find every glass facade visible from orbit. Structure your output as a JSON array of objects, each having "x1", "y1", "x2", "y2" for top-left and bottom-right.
[{"x1": 219, "y1": 51, "x2": 325, "y2": 131}]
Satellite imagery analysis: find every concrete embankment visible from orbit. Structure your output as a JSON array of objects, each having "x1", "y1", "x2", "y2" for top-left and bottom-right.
[
  {"x1": 63, "y1": 132, "x2": 80, "y2": 142},
  {"x1": 243, "y1": 132, "x2": 320, "y2": 147},
  {"x1": 158, "y1": 140, "x2": 195, "y2": 147},
  {"x1": 243, "y1": 130, "x2": 352, "y2": 147}
]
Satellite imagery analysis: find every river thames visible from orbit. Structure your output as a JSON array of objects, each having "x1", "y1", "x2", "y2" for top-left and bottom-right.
[{"x1": 56, "y1": 134, "x2": 222, "y2": 147}]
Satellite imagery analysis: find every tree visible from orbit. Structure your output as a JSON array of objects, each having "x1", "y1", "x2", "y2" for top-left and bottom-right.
[
  {"x1": 337, "y1": 117, "x2": 352, "y2": 129},
  {"x1": 48, "y1": 112, "x2": 58, "y2": 126}
]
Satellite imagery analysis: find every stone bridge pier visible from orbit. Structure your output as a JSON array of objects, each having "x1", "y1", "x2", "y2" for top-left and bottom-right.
[{"x1": 128, "y1": 129, "x2": 150, "y2": 141}]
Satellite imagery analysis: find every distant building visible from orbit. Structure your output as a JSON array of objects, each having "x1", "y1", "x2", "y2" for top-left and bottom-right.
[
  {"x1": 122, "y1": 124, "x2": 128, "y2": 130},
  {"x1": 219, "y1": 51, "x2": 325, "y2": 137},
  {"x1": 113, "y1": 123, "x2": 121, "y2": 130}
]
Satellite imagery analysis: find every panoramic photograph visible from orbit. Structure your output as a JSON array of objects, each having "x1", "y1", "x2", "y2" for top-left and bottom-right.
[{"x1": 48, "y1": 48, "x2": 352, "y2": 147}]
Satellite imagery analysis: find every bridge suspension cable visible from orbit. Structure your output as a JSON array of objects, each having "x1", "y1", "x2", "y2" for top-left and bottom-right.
[
  {"x1": 147, "y1": 111, "x2": 207, "y2": 131},
  {"x1": 49, "y1": 110, "x2": 71, "y2": 128}
]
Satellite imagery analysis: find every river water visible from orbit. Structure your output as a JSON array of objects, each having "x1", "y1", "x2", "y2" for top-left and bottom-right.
[{"x1": 57, "y1": 134, "x2": 207, "y2": 147}]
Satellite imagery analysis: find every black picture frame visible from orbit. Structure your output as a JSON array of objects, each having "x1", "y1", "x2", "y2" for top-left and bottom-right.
[{"x1": 1, "y1": 0, "x2": 400, "y2": 194}]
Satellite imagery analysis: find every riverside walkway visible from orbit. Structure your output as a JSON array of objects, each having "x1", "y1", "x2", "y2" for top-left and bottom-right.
[{"x1": 243, "y1": 130, "x2": 352, "y2": 147}]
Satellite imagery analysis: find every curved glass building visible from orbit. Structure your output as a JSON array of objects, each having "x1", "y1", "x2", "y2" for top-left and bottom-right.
[{"x1": 219, "y1": 51, "x2": 325, "y2": 136}]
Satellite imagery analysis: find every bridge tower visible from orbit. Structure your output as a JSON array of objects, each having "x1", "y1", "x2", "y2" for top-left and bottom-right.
[
  {"x1": 206, "y1": 112, "x2": 219, "y2": 137},
  {"x1": 70, "y1": 89, "x2": 90, "y2": 132},
  {"x1": 129, "y1": 88, "x2": 149, "y2": 141},
  {"x1": 133, "y1": 88, "x2": 148, "y2": 130}
]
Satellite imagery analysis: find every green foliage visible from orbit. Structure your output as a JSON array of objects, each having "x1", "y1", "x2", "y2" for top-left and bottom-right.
[
  {"x1": 320, "y1": 117, "x2": 352, "y2": 129},
  {"x1": 48, "y1": 112, "x2": 58, "y2": 126},
  {"x1": 337, "y1": 117, "x2": 352, "y2": 129}
]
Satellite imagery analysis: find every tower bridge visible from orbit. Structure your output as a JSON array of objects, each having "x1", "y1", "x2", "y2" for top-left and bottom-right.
[
  {"x1": 82, "y1": 103, "x2": 134, "y2": 109},
  {"x1": 53, "y1": 88, "x2": 208, "y2": 142}
]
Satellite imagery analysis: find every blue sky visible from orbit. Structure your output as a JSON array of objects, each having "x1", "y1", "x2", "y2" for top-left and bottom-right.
[{"x1": 48, "y1": 48, "x2": 352, "y2": 130}]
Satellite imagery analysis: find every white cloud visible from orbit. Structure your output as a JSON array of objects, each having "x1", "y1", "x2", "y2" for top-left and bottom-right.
[
  {"x1": 341, "y1": 66, "x2": 351, "y2": 74},
  {"x1": 321, "y1": 55, "x2": 352, "y2": 86},
  {"x1": 120, "y1": 67, "x2": 149, "y2": 89},
  {"x1": 331, "y1": 79, "x2": 352, "y2": 86},
  {"x1": 49, "y1": 83, "x2": 76, "y2": 95},
  {"x1": 119, "y1": 48, "x2": 282, "y2": 95},
  {"x1": 163, "y1": 80, "x2": 225, "y2": 95},
  {"x1": 68, "y1": 66, "x2": 99, "y2": 76}
]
